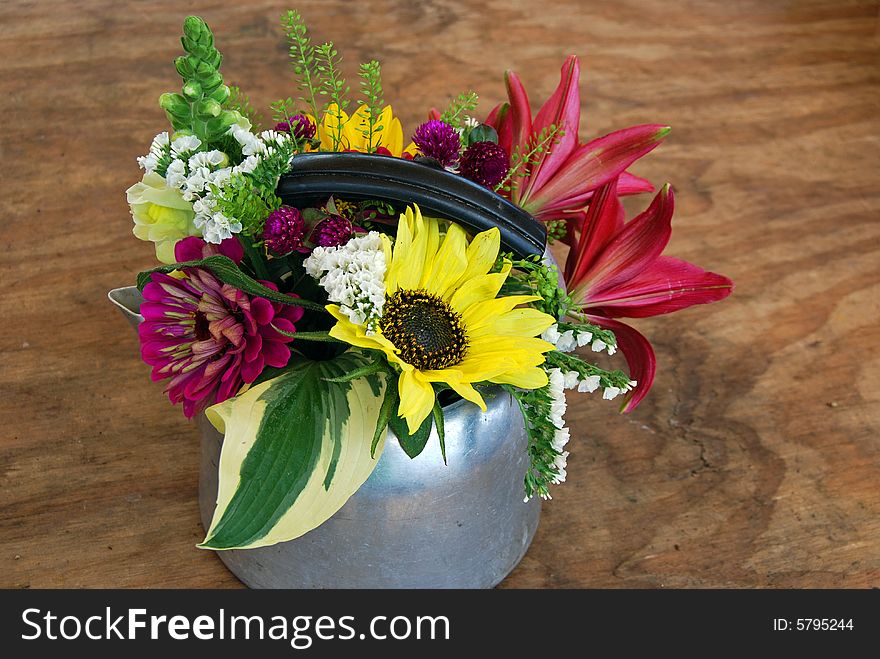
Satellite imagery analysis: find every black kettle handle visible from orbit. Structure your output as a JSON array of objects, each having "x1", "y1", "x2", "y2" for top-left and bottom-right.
[{"x1": 276, "y1": 153, "x2": 546, "y2": 258}]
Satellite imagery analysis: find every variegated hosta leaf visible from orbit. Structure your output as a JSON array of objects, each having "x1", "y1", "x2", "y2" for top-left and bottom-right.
[{"x1": 199, "y1": 351, "x2": 386, "y2": 550}]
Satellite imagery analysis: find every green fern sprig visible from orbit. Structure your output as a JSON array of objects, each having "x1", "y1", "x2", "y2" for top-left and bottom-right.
[
  {"x1": 494, "y1": 124, "x2": 565, "y2": 195},
  {"x1": 281, "y1": 10, "x2": 320, "y2": 120},
  {"x1": 440, "y1": 91, "x2": 479, "y2": 129},
  {"x1": 315, "y1": 42, "x2": 350, "y2": 150},
  {"x1": 358, "y1": 60, "x2": 384, "y2": 152}
]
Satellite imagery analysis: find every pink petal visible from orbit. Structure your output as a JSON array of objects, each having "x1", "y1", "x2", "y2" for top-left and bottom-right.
[
  {"x1": 261, "y1": 339, "x2": 291, "y2": 368},
  {"x1": 589, "y1": 256, "x2": 734, "y2": 318},
  {"x1": 582, "y1": 184, "x2": 674, "y2": 296},
  {"x1": 218, "y1": 237, "x2": 245, "y2": 264},
  {"x1": 174, "y1": 236, "x2": 208, "y2": 263},
  {"x1": 503, "y1": 70, "x2": 534, "y2": 202},
  {"x1": 587, "y1": 315, "x2": 656, "y2": 413},
  {"x1": 618, "y1": 171, "x2": 654, "y2": 196},
  {"x1": 564, "y1": 177, "x2": 624, "y2": 290},
  {"x1": 520, "y1": 56, "x2": 580, "y2": 200},
  {"x1": 524, "y1": 124, "x2": 670, "y2": 215},
  {"x1": 485, "y1": 102, "x2": 513, "y2": 155},
  {"x1": 250, "y1": 297, "x2": 275, "y2": 326},
  {"x1": 241, "y1": 354, "x2": 264, "y2": 383}
]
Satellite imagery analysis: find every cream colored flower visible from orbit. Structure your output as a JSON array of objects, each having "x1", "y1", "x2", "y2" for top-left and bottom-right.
[{"x1": 126, "y1": 171, "x2": 198, "y2": 263}]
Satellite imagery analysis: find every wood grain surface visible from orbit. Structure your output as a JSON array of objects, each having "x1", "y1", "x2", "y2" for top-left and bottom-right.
[{"x1": 1, "y1": 0, "x2": 878, "y2": 588}]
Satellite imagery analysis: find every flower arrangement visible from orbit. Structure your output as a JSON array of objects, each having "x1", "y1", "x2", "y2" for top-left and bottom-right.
[{"x1": 126, "y1": 13, "x2": 732, "y2": 551}]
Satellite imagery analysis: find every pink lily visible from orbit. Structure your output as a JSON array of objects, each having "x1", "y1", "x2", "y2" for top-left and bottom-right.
[
  {"x1": 565, "y1": 178, "x2": 733, "y2": 411},
  {"x1": 485, "y1": 56, "x2": 666, "y2": 223}
]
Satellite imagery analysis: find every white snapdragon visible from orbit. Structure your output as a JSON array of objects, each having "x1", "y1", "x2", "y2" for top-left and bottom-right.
[
  {"x1": 304, "y1": 232, "x2": 388, "y2": 329},
  {"x1": 137, "y1": 132, "x2": 170, "y2": 172}
]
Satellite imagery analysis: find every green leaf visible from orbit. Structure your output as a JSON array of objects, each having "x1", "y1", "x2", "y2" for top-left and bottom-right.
[
  {"x1": 371, "y1": 382, "x2": 399, "y2": 457},
  {"x1": 388, "y1": 405, "x2": 434, "y2": 459},
  {"x1": 200, "y1": 351, "x2": 386, "y2": 550},
  {"x1": 465, "y1": 123, "x2": 498, "y2": 146},
  {"x1": 432, "y1": 401, "x2": 446, "y2": 465},
  {"x1": 136, "y1": 254, "x2": 325, "y2": 312}
]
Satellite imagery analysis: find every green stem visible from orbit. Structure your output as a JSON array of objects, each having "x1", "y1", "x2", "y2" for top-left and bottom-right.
[
  {"x1": 271, "y1": 327, "x2": 344, "y2": 343},
  {"x1": 237, "y1": 234, "x2": 271, "y2": 281}
]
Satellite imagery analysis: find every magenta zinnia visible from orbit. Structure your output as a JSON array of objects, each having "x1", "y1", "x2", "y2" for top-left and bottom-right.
[{"x1": 139, "y1": 269, "x2": 304, "y2": 418}]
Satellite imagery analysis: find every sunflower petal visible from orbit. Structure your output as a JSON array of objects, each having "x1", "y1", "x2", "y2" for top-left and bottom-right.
[
  {"x1": 472, "y1": 307, "x2": 556, "y2": 339},
  {"x1": 489, "y1": 366, "x2": 549, "y2": 389},
  {"x1": 447, "y1": 381, "x2": 487, "y2": 412},
  {"x1": 386, "y1": 208, "x2": 414, "y2": 292},
  {"x1": 460, "y1": 292, "x2": 541, "y2": 329},
  {"x1": 397, "y1": 369, "x2": 436, "y2": 434},
  {"x1": 424, "y1": 222, "x2": 469, "y2": 298},
  {"x1": 326, "y1": 306, "x2": 409, "y2": 369},
  {"x1": 449, "y1": 261, "x2": 512, "y2": 314},
  {"x1": 455, "y1": 227, "x2": 501, "y2": 286}
]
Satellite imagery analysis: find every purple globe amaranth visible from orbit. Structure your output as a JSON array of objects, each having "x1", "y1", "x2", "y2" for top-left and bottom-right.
[
  {"x1": 274, "y1": 114, "x2": 317, "y2": 141},
  {"x1": 311, "y1": 214, "x2": 354, "y2": 248},
  {"x1": 263, "y1": 206, "x2": 306, "y2": 255},
  {"x1": 459, "y1": 140, "x2": 510, "y2": 188},
  {"x1": 411, "y1": 120, "x2": 461, "y2": 168}
]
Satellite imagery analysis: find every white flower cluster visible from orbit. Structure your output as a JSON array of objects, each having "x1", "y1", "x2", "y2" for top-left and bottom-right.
[
  {"x1": 304, "y1": 232, "x2": 388, "y2": 329},
  {"x1": 542, "y1": 322, "x2": 616, "y2": 355},
  {"x1": 546, "y1": 368, "x2": 571, "y2": 488},
  {"x1": 136, "y1": 132, "x2": 170, "y2": 173},
  {"x1": 140, "y1": 126, "x2": 296, "y2": 245},
  {"x1": 185, "y1": 126, "x2": 295, "y2": 244}
]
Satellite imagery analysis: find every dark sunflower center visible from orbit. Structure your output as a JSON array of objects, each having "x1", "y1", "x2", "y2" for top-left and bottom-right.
[{"x1": 380, "y1": 289, "x2": 468, "y2": 370}]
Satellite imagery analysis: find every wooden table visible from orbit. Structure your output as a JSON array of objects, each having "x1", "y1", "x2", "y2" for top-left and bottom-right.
[{"x1": 1, "y1": 0, "x2": 878, "y2": 588}]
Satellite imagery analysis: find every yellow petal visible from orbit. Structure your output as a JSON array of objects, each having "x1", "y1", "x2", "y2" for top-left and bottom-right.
[
  {"x1": 386, "y1": 208, "x2": 414, "y2": 293},
  {"x1": 460, "y1": 293, "x2": 542, "y2": 329},
  {"x1": 446, "y1": 380, "x2": 487, "y2": 412},
  {"x1": 379, "y1": 108, "x2": 404, "y2": 156},
  {"x1": 394, "y1": 205, "x2": 434, "y2": 291},
  {"x1": 320, "y1": 104, "x2": 351, "y2": 151},
  {"x1": 490, "y1": 366, "x2": 549, "y2": 389},
  {"x1": 423, "y1": 222, "x2": 468, "y2": 298},
  {"x1": 397, "y1": 369, "x2": 436, "y2": 434},
  {"x1": 326, "y1": 306, "x2": 408, "y2": 368},
  {"x1": 342, "y1": 104, "x2": 371, "y2": 151},
  {"x1": 470, "y1": 307, "x2": 556, "y2": 339},
  {"x1": 449, "y1": 261, "x2": 512, "y2": 314},
  {"x1": 456, "y1": 227, "x2": 501, "y2": 286}
]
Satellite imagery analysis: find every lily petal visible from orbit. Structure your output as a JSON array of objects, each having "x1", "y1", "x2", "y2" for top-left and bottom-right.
[
  {"x1": 503, "y1": 70, "x2": 534, "y2": 202},
  {"x1": 525, "y1": 124, "x2": 670, "y2": 215},
  {"x1": 588, "y1": 315, "x2": 656, "y2": 413},
  {"x1": 564, "y1": 177, "x2": 625, "y2": 289},
  {"x1": 589, "y1": 256, "x2": 734, "y2": 318},
  {"x1": 521, "y1": 55, "x2": 581, "y2": 199},
  {"x1": 582, "y1": 184, "x2": 675, "y2": 296},
  {"x1": 485, "y1": 102, "x2": 513, "y2": 155}
]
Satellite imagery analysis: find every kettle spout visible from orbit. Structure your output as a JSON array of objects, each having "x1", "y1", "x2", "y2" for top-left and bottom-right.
[{"x1": 108, "y1": 286, "x2": 144, "y2": 331}]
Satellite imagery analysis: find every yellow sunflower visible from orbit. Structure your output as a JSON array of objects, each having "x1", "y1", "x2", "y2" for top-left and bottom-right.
[
  {"x1": 315, "y1": 103, "x2": 400, "y2": 155},
  {"x1": 327, "y1": 205, "x2": 556, "y2": 433}
]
